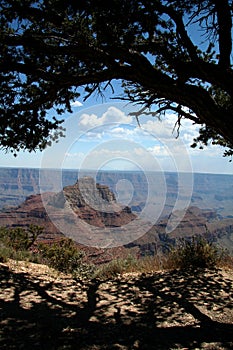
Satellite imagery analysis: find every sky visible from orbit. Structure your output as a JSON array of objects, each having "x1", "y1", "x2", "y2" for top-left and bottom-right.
[{"x1": 1, "y1": 90, "x2": 232, "y2": 175}]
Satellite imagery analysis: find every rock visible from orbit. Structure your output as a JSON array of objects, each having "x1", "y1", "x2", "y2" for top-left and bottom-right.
[{"x1": 0, "y1": 177, "x2": 138, "y2": 263}]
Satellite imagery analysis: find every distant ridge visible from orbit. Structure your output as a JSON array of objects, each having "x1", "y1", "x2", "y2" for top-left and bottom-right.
[{"x1": 0, "y1": 167, "x2": 232, "y2": 219}]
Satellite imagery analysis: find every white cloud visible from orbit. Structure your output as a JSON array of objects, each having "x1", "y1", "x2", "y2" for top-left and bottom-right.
[
  {"x1": 182, "y1": 132, "x2": 197, "y2": 143},
  {"x1": 79, "y1": 146, "x2": 165, "y2": 172},
  {"x1": 78, "y1": 106, "x2": 132, "y2": 132},
  {"x1": 139, "y1": 113, "x2": 202, "y2": 145},
  {"x1": 76, "y1": 107, "x2": 200, "y2": 146},
  {"x1": 101, "y1": 106, "x2": 132, "y2": 124},
  {"x1": 108, "y1": 126, "x2": 141, "y2": 139},
  {"x1": 71, "y1": 101, "x2": 83, "y2": 107},
  {"x1": 110, "y1": 126, "x2": 134, "y2": 135},
  {"x1": 140, "y1": 119, "x2": 175, "y2": 140},
  {"x1": 147, "y1": 145, "x2": 169, "y2": 157},
  {"x1": 79, "y1": 113, "x2": 100, "y2": 128}
]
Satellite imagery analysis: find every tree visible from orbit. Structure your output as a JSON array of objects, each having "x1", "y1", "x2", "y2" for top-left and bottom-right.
[{"x1": 1, "y1": 0, "x2": 233, "y2": 157}]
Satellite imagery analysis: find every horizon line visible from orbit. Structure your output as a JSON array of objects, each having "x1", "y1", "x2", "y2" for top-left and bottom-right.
[{"x1": 0, "y1": 166, "x2": 232, "y2": 176}]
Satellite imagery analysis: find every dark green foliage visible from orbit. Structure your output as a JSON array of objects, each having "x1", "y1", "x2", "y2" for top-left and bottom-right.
[
  {"x1": 38, "y1": 238, "x2": 95, "y2": 278},
  {"x1": 0, "y1": 0, "x2": 233, "y2": 155},
  {"x1": 0, "y1": 225, "x2": 43, "y2": 262},
  {"x1": 0, "y1": 226, "x2": 95, "y2": 279},
  {"x1": 0, "y1": 245, "x2": 40, "y2": 263},
  {"x1": 0, "y1": 247, "x2": 7, "y2": 262},
  {"x1": 0, "y1": 225, "x2": 42, "y2": 251},
  {"x1": 38, "y1": 238, "x2": 84, "y2": 273},
  {"x1": 166, "y1": 236, "x2": 224, "y2": 269}
]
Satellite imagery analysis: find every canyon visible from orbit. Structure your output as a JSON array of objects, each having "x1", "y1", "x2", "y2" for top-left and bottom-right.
[{"x1": 0, "y1": 168, "x2": 233, "y2": 260}]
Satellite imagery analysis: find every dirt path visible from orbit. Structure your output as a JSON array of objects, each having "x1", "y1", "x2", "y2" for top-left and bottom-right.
[{"x1": 0, "y1": 260, "x2": 233, "y2": 349}]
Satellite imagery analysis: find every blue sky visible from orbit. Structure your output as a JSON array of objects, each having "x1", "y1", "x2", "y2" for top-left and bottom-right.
[{"x1": 1, "y1": 89, "x2": 232, "y2": 175}]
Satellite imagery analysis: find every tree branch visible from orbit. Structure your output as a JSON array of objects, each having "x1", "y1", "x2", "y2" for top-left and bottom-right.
[
  {"x1": 156, "y1": 3, "x2": 199, "y2": 62},
  {"x1": 213, "y1": 0, "x2": 232, "y2": 68}
]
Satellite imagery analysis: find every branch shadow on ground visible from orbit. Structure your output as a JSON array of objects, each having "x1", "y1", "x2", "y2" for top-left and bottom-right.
[{"x1": 0, "y1": 264, "x2": 233, "y2": 349}]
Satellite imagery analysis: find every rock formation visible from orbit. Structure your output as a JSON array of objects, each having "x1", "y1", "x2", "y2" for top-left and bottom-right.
[
  {"x1": 0, "y1": 175, "x2": 135, "y2": 228},
  {"x1": 127, "y1": 207, "x2": 233, "y2": 256},
  {"x1": 0, "y1": 175, "x2": 233, "y2": 258},
  {"x1": 0, "y1": 177, "x2": 139, "y2": 260}
]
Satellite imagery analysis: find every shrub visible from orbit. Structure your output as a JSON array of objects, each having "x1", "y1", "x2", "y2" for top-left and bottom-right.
[
  {"x1": 217, "y1": 253, "x2": 233, "y2": 269},
  {"x1": 95, "y1": 255, "x2": 141, "y2": 280},
  {"x1": 95, "y1": 254, "x2": 166, "y2": 280},
  {"x1": 0, "y1": 227, "x2": 95, "y2": 278},
  {"x1": 72, "y1": 262, "x2": 96, "y2": 281},
  {"x1": 0, "y1": 244, "x2": 9, "y2": 262},
  {"x1": 165, "y1": 235, "x2": 224, "y2": 269},
  {"x1": 0, "y1": 225, "x2": 43, "y2": 263},
  {"x1": 0, "y1": 225, "x2": 43, "y2": 251},
  {"x1": 38, "y1": 238, "x2": 95, "y2": 279},
  {"x1": 0, "y1": 243, "x2": 41, "y2": 263},
  {"x1": 136, "y1": 254, "x2": 164, "y2": 272}
]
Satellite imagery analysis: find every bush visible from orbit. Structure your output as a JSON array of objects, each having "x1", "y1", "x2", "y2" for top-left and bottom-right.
[
  {"x1": 165, "y1": 235, "x2": 224, "y2": 269},
  {"x1": 136, "y1": 254, "x2": 164, "y2": 272},
  {"x1": 0, "y1": 244, "x2": 9, "y2": 262},
  {"x1": 0, "y1": 227, "x2": 95, "y2": 279},
  {"x1": 0, "y1": 225, "x2": 43, "y2": 251},
  {"x1": 0, "y1": 225, "x2": 43, "y2": 263},
  {"x1": 95, "y1": 256, "x2": 135, "y2": 280},
  {"x1": 95, "y1": 254, "x2": 166, "y2": 280},
  {"x1": 38, "y1": 238, "x2": 95, "y2": 279}
]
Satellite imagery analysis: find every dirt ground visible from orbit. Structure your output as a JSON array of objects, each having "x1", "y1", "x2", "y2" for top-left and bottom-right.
[{"x1": 0, "y1": 259, "x2": 233, "y2": 350}]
